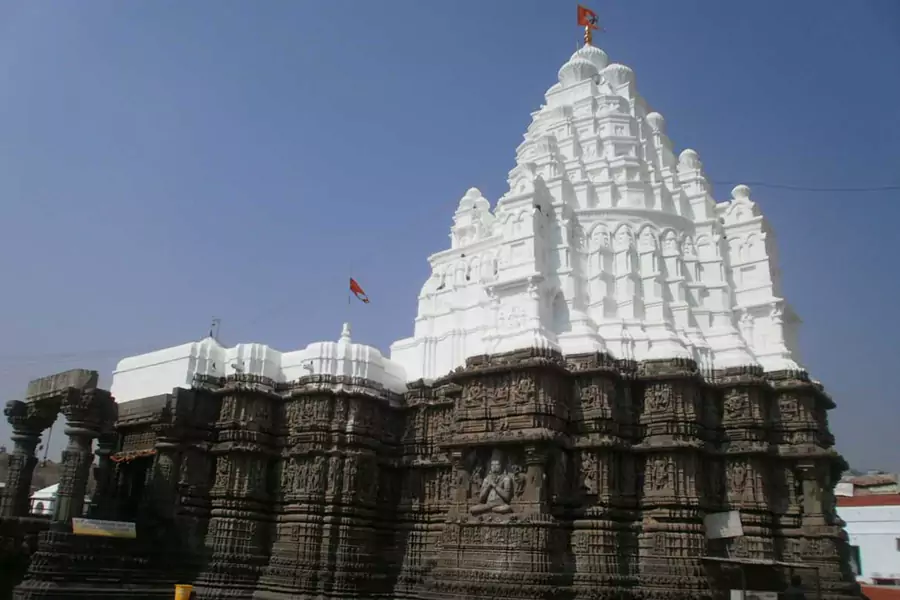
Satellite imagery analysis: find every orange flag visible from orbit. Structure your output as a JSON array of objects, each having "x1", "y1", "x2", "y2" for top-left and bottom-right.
[
  {"x1": 577, "y1": 5, "x2": 599, "y2": 29},
  {"x1": 349, "y1": 278, "x2": 370, "y2": 304}
]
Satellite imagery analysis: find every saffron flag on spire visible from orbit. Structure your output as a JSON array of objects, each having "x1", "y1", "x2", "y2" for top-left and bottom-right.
[
  {"x1": 349, "y1": 278, "x2": 370, "y2": 304},
  {"x1": 577, "y1": 5, "x2": 599, "y2": 29}
]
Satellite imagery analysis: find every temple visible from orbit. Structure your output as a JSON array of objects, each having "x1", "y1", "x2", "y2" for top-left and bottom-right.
[{"x1": 0, "y1": 33, "x2": 859, "y2": 600}]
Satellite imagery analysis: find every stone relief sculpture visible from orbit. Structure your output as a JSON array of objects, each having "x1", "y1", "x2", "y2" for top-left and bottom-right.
[
  {"x1": 650, "y1": 457, "x2": 670, "y2": 492},
  {"x1": 470, "y1": 449, "x2": 514, "y2": 515}
]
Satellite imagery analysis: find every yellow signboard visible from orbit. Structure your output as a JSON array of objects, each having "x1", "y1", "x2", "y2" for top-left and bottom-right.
[{"x1": 71, "y1": 518, "x2": 137, "y2": 539}]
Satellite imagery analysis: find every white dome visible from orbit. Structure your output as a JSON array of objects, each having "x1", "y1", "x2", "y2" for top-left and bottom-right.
[
  {"x1": 678, "y1": 148, "x2": 701, "y2": 168},
  {"x1": 601, "y1": 63, "x2": 634, "y2": 88},
  {"x1": 558, "y1": 56, "x2": 599, "y2": 87},
  {"x1": 458, "y1": 187, "x2": 489, "y2": 212},
  {"x1": 570, "y1": 45, "x2": 609, "y2": 71},
  {"x1": 645, "y1": 112, "x2": 666, "y2": 134},
  {"x1": 731, "y1": 184, "x2": 752, "y2": 200}
]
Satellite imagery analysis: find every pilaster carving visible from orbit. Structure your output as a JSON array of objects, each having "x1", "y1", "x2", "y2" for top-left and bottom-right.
[
  {"x1": 2, "y1": 401, "x2": 49, "y2": 517},
  {"x1": 53, "y1": 389, "x2": 104, "y2": 523}
]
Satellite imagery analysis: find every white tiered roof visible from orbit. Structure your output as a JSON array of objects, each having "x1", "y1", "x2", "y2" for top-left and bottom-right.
[
  {"x1": 110, "y1": 323, "x2": 407, "y2": 404},
  {"x1": 389, "y1": 43, "x2": 801, "y2": 382}
]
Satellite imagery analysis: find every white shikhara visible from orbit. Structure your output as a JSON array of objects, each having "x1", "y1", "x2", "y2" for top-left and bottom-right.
[{"x1": 390, "y1": 44, "x2": 801, "y2": 382}]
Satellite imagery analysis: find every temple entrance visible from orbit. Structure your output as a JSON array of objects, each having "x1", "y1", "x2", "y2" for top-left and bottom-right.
[{"x1": 118, "y1": 455, "x2": 153, "y2": 521}]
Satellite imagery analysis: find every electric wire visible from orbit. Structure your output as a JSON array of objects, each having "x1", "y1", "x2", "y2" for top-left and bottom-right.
[{"x1": 0, "y1": 177, "x2": 896, "y2": 369}]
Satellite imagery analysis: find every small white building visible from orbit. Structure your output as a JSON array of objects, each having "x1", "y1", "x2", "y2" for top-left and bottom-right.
[
  {"x1": 837, "y1": 494, "x2": 900, "y2": 585},
  {"x1": 110, "y1": 323, "x2": 407, "y2": 404},
  {"x1": 29, "y1": 483, "x2": 91, "y2": 517}
]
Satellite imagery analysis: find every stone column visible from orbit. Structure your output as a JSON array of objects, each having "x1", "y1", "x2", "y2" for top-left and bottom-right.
[
  {"x1": 148, "y1": 424, "x2": 183, "y2": 521},
  {"x1": 52, "y1": 389, "x2": 104, "y2": 523},
  {"x1": 87, "y1": 432, "x2": 118, "y2": 519},
  {"x1": 523, "y1": 444, "x2": 549, "y2": 511},
  {"x1": 1, "y1": 399, "x2": 57, "y2": 517},
  {"x1": 87, "y1": 395, "x2": 118, "y2": 519},
  {"x1": 796, "y1": 461, "x2": 826, "y2": 526},
  {"x1": 449, "y1": 449, "x2": 470, "y2": 515}
]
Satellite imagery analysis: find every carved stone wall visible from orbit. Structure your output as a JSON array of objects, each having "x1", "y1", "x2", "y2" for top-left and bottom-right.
[
  {"x1": 6, "y1": 354, "x2": 861, "y2": 600},
  {"x1": 192, "y1": 378, "x2": 278, "y2": 599},
  {"x1": 243, "y1": 374, "x2": 404, "y2": 600}
]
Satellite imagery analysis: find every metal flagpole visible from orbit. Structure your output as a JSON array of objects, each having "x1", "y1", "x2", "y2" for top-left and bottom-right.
[{"x1": 347, "y1": 262, "x2": 352, "y2": 325}]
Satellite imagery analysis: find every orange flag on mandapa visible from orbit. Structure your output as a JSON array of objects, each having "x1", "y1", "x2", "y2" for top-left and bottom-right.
[{"x1": 349, "y1": 278, "x2": 370, "y2": 303}]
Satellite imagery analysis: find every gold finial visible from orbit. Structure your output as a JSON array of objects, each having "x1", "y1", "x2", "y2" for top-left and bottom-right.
[{"x1": 577, "y1": 5, "x2": 600, "y2": 47}]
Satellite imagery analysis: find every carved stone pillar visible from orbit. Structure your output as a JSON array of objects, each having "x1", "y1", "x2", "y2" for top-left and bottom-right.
[
  {"x1": 53, "y1": 389, "x2": 104, "y2": 523},
  {"x1": 149, "y1": 424, "x2": 183, "y2": 521},
  {"x1": 796, "y1": 461, "x2": 826, "y2": 526},
  {"x1": 523, "y1": 443, "x2": 550, "y2": 510},
  {"x1": 449, "y1": 448, "x2": 470, "y2": 514},
  {"x1": 2, "y1": 402, "x2": 40, "y2": 517},
  {"x1": 87, "y1": 395, "x2": 118, "y2": 519},
  {"x1": 87, "y1": 432, "x2": 117, "y2": 519},
  {"x1": 2, "y1": 399, "x2": 57, "y2": 517}
]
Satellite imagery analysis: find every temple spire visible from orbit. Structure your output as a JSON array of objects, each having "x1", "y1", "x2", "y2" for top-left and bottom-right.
[{"x1": 577, "y1": 4, "x2": 600, "y2": 46}]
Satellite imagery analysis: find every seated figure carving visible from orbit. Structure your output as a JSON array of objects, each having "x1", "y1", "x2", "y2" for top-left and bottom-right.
[{"x1": 470, "y1": 449, "x2": 513, "y2": 515}]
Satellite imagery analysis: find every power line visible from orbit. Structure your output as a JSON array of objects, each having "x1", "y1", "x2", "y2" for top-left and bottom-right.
[
  {"x1": 709, "y1": 181, "x2": 900, "y2": 193},
  {"x1": 0, "y1": 177, "x2": 894, "y2": 369}
]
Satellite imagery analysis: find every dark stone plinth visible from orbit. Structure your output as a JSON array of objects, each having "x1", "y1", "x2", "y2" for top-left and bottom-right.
[
  {"x1": 12, "y1": 529, "x2": 176, "y2": 600},
  {"x1": 5, "y1": 352, "x2": 862, "y2": 600}
]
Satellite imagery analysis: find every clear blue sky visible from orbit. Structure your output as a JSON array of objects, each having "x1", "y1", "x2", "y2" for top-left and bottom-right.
[{"x1": 0, "y1": 1, "x2": 897, "y2": 471}]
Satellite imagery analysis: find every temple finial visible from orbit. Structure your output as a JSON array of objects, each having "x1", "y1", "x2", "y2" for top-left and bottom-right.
[{"x1": 577, "y1": 4, "x2": 600, "y2": 46}]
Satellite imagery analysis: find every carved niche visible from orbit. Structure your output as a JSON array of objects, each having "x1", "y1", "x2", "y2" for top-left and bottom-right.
[
  {"x1": 213, "y1": 457, "x2": 231, "y2": 493},
  {"x1": 644, "y1": 383, "x2": 674, "y2": 414},
  {"x1": 777, "y1": 393, "x2": 801, "y2": 424},
  {"x1": 549, "y1": 449, "x2": 572, "y2": 505},
  {"x1": 580, "y1": 450, "x2": 599, "y2": 496},
  {"x1": 576, "y1": 377, "x2": 615, "y2": 417},
  {"x1": 508, "y1": 373, "x2": 536, "y2": 405},
  {"x1": 646, "y1": 456, "x2": 672, "y2": 495},
  {"x1": 466, "y1": 447, "x2": 525, "y2": 516},
  {"x1": 578, "y1": 449, "x2": 624, "y2": 501},
  {"x1": 463, "y1": 378, "x2": 486, "y2": 410},
  {"x1": 727, "y1": 460, "x2": 750, "y2": 505},
  {"x1": 723, "y1": 388, "x2": 750, "y2": 422},
  {"x1": 489, "y1": 374, "x2": 510, "y2": 408},
  {"x1": 707, "y1": 460, "x2": 726, "y2": 503}
]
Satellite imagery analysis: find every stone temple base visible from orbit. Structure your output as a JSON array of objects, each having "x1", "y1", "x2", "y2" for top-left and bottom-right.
[
  {"x1": 7, "y1": 350, "x2": 861, "y2": 600},
  {"x1": 424, "y1": 516, "x2": 570, "y2": 600},
  {"x1": 12, "y1": 529, "x2": 177, "y2": 600}
]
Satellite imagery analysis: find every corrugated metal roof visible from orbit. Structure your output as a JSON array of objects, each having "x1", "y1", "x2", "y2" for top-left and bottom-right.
[
  {"x1": 862, "y1": 585, "x2": 900, "y2": 600},
  {"x1": 847, "y1": 474, "x2": 898, "y2": 487},
  {"x1": 837, "y1": 494, "x2": 900, "y2": 507}
]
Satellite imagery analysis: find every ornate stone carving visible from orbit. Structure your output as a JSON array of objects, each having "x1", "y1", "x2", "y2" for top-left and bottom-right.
[
  {"x1": 645, "y1": 384, "x2": 672, "y2": 413},
  {"x1": 724, "y1": 389, "x2": 748, "y2": 417},
  {"x1": 509, "y1": 373, "x2": 535, "y2": 405},
  {"x1": 470, "y1": 449, "x2": 514, "y2": 515},
  {"x1": 648, "y1": 457, "x2": 671, "y2": 492}
]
